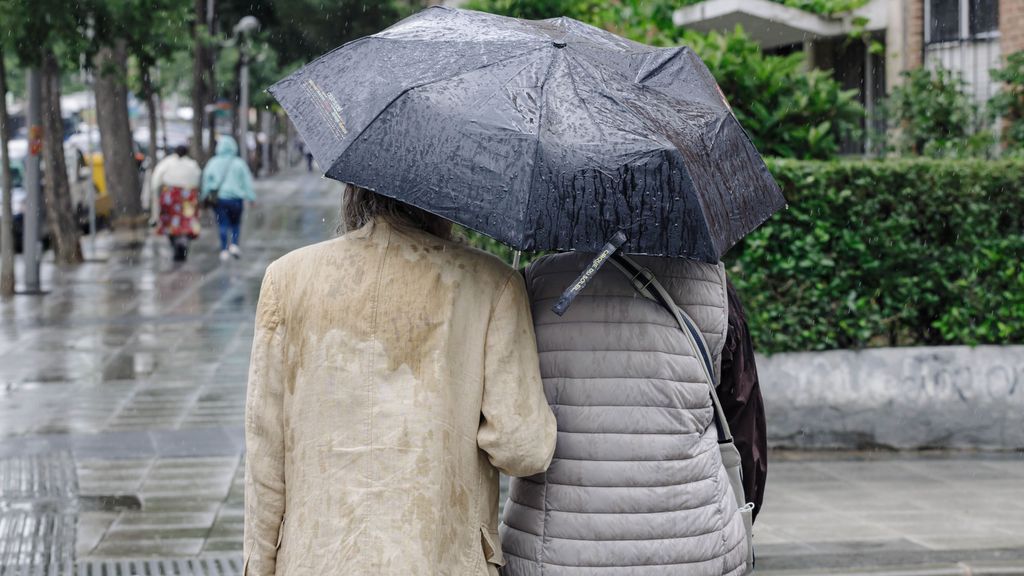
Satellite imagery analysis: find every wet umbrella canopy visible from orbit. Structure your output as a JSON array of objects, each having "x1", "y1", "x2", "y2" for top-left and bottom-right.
[{"x1": 270, "y1": 6, "x2": 784, "y2": 262}]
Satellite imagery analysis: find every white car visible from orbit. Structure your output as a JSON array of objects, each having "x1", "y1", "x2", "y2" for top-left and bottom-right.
[{"x1": 0, "y1": 159, "x2": 32, "y2": 253}]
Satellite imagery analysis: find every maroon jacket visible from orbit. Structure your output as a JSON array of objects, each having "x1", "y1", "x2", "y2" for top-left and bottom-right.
[{"x1": 717, "y1": 280, "x2": 768, "y2": 521}]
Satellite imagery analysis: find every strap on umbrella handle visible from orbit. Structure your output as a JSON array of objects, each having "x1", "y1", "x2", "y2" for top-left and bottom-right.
[{"x1": 551, "y1": 231, "x2": 627, "y2": 316}]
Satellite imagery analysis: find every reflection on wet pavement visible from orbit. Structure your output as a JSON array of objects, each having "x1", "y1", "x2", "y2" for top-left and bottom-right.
[{"x1": 0, "y1": 171, "x2": 343, "y2": 571}]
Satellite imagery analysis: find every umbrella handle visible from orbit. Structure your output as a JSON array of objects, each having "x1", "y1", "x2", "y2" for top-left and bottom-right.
[{"x1": 550, "y1": 231, "x2": 627, "y2": 317}]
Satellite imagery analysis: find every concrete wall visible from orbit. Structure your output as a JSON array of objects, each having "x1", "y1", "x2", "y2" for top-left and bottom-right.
[{"x1": 757, "y1": 346, "x2": 1024, "y2": 450}]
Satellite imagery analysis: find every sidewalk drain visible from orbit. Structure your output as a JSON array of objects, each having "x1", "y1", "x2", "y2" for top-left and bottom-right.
[{"x1": 76, "y1": 555, "x2": 242, "y2": 576}]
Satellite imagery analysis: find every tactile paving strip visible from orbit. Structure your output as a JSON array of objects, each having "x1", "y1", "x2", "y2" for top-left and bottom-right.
[
  {"x1": 0, "y1": 509, "x2": 76, "y2": 575},
  {"x1": 75, "y1": 555, "x2": 243, "y2": 576},
  {"x1": 0, "y1": 451, "x2": 78, "y2": 575},
  {"x1": 0, "y1": 452, "x2": 77, "y2": 502}
]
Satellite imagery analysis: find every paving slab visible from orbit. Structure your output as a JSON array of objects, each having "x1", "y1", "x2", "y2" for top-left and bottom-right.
[
  {"x1": 0, "y1": 171, "x2": 339, "y2": 572},
  {"x1": 755, "y1": 451, "x2": 1024, "y2": 574}
]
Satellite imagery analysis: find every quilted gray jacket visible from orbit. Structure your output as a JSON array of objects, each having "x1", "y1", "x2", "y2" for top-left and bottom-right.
[{"x1": 500, "y1": 252, "x2": 749, "y2": 576}]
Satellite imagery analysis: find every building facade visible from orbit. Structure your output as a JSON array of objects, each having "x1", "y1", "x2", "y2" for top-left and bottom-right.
[{"x1": 674, "y1": 0, "x2": 1024, "y2": 153}]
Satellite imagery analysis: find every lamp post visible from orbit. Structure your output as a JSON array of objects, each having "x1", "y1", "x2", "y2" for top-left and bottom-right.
[
  {"x1": 234, "y1": 15, "x2": 259, "y2": 171},
  {"x1": 82, "y1": 17, "x2": 97, "y2": 257}
]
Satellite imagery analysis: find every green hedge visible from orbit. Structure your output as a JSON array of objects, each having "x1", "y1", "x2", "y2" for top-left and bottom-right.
[
  {"x1": 465, "y1": 159, "x2": 1024, "y2": 354},
  {"x1": 729, "y1": 159, "x2": 1024, "y2": 353}
]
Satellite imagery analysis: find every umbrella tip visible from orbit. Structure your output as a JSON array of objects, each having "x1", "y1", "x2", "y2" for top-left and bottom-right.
[{"x1": 552, "y1": 40, "x2": 566, "y2": 48}]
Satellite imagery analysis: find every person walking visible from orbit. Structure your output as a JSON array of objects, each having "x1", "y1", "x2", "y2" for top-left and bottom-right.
[
  {"x1": 500, "y1": 253, "x2": 762, "y2": 576},
  {"x1": 243, "y1": 185, "x2": 557, "y2": 576},
  {"x1": 201, "y1": 136, "x2": 254, "y2": 261},
  {"x1": 150, "y1": 145, "x2": 202, "y2": 262}
]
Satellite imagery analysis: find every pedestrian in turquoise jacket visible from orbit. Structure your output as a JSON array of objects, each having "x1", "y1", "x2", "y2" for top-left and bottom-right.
[{"x1": 201, "y1": 136, "x2": 255, "y2": 260}]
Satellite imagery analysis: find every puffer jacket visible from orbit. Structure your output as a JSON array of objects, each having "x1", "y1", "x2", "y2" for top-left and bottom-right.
[
  {"x1": 500, "y1": 252, "x2": 749, "y2": 576},
  {"x1": 201, "y1": 136, "x2": 255, "y2": 202}
]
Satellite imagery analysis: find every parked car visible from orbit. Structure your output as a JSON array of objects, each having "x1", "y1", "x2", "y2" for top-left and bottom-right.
[
  {"x1": 0, "y1": 160, "x2": 41, "y2": 254},
  {"x1": 70, "y1": 150, "x2": 113, "y2": 231},
  {"x1": 2, "y1": 141, "x2": 51, "y2": 254},
  {"x1": 66, "y1": 136, "x2": 147, "y2": 231}
]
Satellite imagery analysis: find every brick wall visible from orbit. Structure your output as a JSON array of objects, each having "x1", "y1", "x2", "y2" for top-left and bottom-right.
[
  {"x1": 1001, "y1": 0, "x2": 1024, "y2": 58},
  {"x1": 905, "y1": 0, "x2": 925, "y2": 70}
]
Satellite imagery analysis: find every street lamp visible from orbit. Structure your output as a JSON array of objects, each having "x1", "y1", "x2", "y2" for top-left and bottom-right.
[
  {"x1": 81, "y1": 16, "x2": 98, "y2": 258},
  {"x1": 234, "y1": 15, "x2": 260, "y2": 170}
]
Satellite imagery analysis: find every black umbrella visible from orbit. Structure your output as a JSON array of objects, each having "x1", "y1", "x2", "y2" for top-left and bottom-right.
[{"x1": 270, "y1": 6, "x2": 783, "y2": 264}]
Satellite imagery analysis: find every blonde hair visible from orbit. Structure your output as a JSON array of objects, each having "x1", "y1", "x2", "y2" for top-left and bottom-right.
[{"x1": 342, "y1": 184, "x2": 453, "y2": 240}]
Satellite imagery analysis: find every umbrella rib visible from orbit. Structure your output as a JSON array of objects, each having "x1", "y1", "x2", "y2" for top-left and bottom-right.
[
  {"x1": 521, "y1": 48, "x2": 560, "y2": 248},
  {"x1": 564, "y1": 54, "x2": 606, "y2": 140},
  {"x1": 570, "y1": 55, "x2": 719, "y2": 256},
  {"x1": 570, "y1": 56, "x2": 668, "y2": 149},
  {"x1": 329, "y1": 43, "x2": 550, "y2": 171},
  {"x1": 634, "y1": 46, "x2": 688, "y2": 85}
]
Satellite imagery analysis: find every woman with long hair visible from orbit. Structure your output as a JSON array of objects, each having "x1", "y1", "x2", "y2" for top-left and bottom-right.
[{"x1": 243, "y1": 185, "x2": 556, "y2": 575}]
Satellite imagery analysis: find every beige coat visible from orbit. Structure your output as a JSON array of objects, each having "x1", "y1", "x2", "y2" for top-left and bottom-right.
[{"x1": 244, "y1": 218, "x2": 557, "y2": 576}]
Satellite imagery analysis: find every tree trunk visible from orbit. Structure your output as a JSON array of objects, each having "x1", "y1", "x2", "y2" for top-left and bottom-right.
[
  {"x1": 0, "y1": 49, "x2": 15, "y2": 297},
  {"x1": 141, "y1": 69, "x2": 160, "y2": 220},
  {"x1": 93, "y1": 42, "x2": 143, "y2": 225},
  {"x1": 40, "y1": 50, "x2": 83, "y2": 264},
  {"x1": 157, "y1": 92, "x2": 169, "y2": 153},
  {"x1": 206, "y1": 108, "x2": 217, "y2": 159},
  {"x1": 285, "y1": 117, "x2": 295, "y2": 167},
  {"x1": 231, "y1": 55, "x2": 241, "y2": 145},
  {"x1": 143, "y1": 70, "x2": 159, "y2": 164},
  {"x1": 191, "y1": 0, "x2": 216, "y2": 165},
  {"x1": 191, "y1": 0, "x2": 206, "y2": 163}
]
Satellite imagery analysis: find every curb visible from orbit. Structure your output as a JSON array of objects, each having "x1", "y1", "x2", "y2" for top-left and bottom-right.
[{"x1": 756, "y1": 562, "x2": 1024, "y2": 576}]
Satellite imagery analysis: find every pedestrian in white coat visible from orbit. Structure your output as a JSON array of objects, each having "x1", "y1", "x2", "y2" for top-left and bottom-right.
[{"x1": 150, "y1": 145, "x2": 202, "y2": 262}]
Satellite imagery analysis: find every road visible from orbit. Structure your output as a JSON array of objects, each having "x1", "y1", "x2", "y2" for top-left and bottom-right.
[{"x1": 0, "y1": 169, "x2": 1021, "y2": 575}]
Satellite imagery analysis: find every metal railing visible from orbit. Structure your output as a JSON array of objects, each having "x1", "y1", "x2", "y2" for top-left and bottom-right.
[{"x1": 924, "y1": 35, "x2": 1002, "y2": 105}]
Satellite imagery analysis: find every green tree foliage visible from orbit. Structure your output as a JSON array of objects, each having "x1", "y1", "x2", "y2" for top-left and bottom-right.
[
  {"x1": 465, "y1": 0, "x2": 684, "y2": 42},
  {"x1": 90, "y1": 0, "x2": 191, "y2": 71},
  {"x1": 467, "y1": 0, "x2": 869, "y2": 20},
  {"x1": 218, "y1": 0, "x2": 409, "y2": 67},
  {"x1": 458, "y1": 227, "x2": 545, "y2": 269},
  {"x1": 989, "y1": 51, "x2": 1024, "y2": 151},
  {"x1": 780, "y1": 0, "x2": 867, "y2": 16},
  {"x1": 684, "y1": 28, "x2": 862, "y2": 159},
  {"x1": 463, "y1": 0, "x2": 575, "y2": 19},
  {"x1": 212, "y1": 33, "x2": 298, "y2": 111},
  {"x1": 0, "y1": 0, "x2": 88, "y2": 67},
  {"x1": 887, "y1": 66, "x2": 992, "y2": 158}
]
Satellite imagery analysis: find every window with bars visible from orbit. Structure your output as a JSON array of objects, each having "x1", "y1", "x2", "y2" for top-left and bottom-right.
[
  {"x1": 969, "y1": 0, "x2": 999, "y2": 36},
  {"x1": 929, "y1": 0, "x2": 960, "y2": 42},
  {"x1": 927, "y1": 0, "x2": 999, "y2": 43}
]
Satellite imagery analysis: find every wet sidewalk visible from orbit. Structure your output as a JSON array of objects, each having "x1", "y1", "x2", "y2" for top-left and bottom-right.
[
  {"x1": 1, "y1": 170, "x2": 1022, "y2": 575},
  {"x1": 754, "y1": 451, "x2": 1024, "y2": 575},
  {"x1": 0, "y1": 169, "x2": 343, "y2": 572}
]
